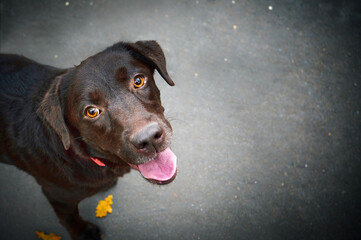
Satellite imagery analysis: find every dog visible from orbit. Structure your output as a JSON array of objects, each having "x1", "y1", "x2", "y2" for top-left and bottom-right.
[{"x1": 0, "y1": 40, "x2": 177, "y2": 240}]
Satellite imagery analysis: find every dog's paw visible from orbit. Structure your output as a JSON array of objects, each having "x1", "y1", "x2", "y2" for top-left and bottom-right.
[{"x1": 77, "y1": 222, "x2": 102, "y2": 240}]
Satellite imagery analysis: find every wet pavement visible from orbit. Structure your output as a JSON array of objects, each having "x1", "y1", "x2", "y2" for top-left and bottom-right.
[{"x1": 1, "y1": 0, "x2": 361, "y2": 239}]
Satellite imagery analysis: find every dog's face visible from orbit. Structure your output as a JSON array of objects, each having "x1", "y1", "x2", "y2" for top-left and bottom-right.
[
  {"x1": 37, "y1": 41, "x2": 177, "y2": 184},
  {"x1": 67, "y1": 50, "x2": 172, "y2": 164}
]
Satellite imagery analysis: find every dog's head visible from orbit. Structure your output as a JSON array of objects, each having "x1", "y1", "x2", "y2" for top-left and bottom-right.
[{"x1": 37, "y1": 41, "x2": 177, "y2": 184}]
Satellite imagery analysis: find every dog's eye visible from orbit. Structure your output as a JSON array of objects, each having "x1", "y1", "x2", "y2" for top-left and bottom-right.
[
  {"x1": 86, "y1": 107, "x2": 100, "y2": 118},
  {"x1": 133, "y1": 75, "x2": 145, "y2": 88}
]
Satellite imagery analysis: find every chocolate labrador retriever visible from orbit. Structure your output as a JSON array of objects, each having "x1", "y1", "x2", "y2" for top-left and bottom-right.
[{"x1": 0, "y1": 41, "x2": 177, "y2": 240}]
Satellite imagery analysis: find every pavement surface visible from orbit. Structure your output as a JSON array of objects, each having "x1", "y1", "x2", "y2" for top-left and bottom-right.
[{"x1": 1, "y1": 0, "x2": 361, "y2": 239}]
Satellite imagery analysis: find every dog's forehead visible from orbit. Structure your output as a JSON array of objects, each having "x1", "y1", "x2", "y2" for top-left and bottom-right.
[
  {"x1": 70, "y1": 51, "x2": 155, "y2": 105},
  {"x1": 76, "y1": 51, "x2": 151, "y2": 83}
]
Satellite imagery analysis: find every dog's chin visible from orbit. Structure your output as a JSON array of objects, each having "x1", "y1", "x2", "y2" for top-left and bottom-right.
[
  {"x1": 83, "y1": 141, "x2": 177, "y2": 184},
  {"x1": 88, "y1": 154, "x2": 177, "y2": 185}
]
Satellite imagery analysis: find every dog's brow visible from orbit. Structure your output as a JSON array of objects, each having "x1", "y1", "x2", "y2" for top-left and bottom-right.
[
  {"x1": 88, "y1": 90, "x2": 103, "y2": 103},
  {"x1": 116, "y1": 67, "x2": 129, "y2": 82},
  {"x1": 91, "y1": 67, "x2": 115, "y2": 93}
]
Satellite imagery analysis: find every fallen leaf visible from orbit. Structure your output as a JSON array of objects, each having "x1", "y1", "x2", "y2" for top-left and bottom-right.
[
  {"x1": 96, "y1": 195, "x2": 113, "y2": 218},
  {"x1": 36, "y1": 231, "x2": 61, "y2": 240}
]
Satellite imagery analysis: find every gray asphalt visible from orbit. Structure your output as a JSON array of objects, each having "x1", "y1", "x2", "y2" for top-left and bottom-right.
[{"x1": 1, "y1": 0, "x2": 361, "y2": 239}]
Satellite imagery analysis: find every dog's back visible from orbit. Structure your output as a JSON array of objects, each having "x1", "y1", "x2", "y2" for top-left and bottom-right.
[{"x1": 0, "y1": 54, "x2": 63, "y2": 95}]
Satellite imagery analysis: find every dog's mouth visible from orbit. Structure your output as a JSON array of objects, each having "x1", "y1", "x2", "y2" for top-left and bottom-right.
[
  {"x1": 90, "y1": 147, "x2": 177, "y2": 185},
  {"x1": 128, "y1": 147, "x2": 177, "y2": 185}
]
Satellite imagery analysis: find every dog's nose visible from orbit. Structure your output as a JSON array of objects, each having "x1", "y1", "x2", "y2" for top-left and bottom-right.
[{"x1": 130, "y1": 122, "x2": 164, "y2": 152}]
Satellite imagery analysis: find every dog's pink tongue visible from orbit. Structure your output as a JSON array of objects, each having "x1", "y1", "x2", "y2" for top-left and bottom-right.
[{"x1": 138, "y1": 148, "x2": 177, "y2": 181}]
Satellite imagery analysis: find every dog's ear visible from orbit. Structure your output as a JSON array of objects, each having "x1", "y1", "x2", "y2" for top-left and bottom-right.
[
  {"x1": 37, "y1": 75, "x2": 71, "y2": 150},
  {"x1": 126, "y1": 40, "x2": 175, "y2": 86}
]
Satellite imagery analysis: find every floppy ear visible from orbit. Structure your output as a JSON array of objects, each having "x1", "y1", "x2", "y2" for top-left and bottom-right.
[
  {"x1": 126, "y1": 40, "x2": 175, "y2": 86},
  {"x1": 37, "y1": 75, "x2": 71, "y2": 150}
]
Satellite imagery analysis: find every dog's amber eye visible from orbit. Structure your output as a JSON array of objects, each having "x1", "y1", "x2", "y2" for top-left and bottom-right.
[
  {"x1": 86, "y1": 107, "x2": 100, "y2": 118},
  {"x1": 133, "y1": 76, "x2": 145, "y2": 88}
]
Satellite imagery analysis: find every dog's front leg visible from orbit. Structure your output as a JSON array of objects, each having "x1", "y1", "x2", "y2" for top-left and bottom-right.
[{"x1": 42, "y1": 187, "x2": 101, "y2": 240}]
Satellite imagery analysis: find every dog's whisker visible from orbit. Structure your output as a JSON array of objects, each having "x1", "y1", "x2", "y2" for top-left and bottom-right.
[{"x1": 167, "y1": 117, "x2": 187, "y2": 125}]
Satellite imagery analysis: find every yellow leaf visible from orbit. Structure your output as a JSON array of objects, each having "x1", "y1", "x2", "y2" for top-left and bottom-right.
[
  {"x1": 96, "y1": 195, "x2": 114, "y2": 218},
  {"x1": 36, "y1": 231, "x2": 62, "y2": 240}
]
